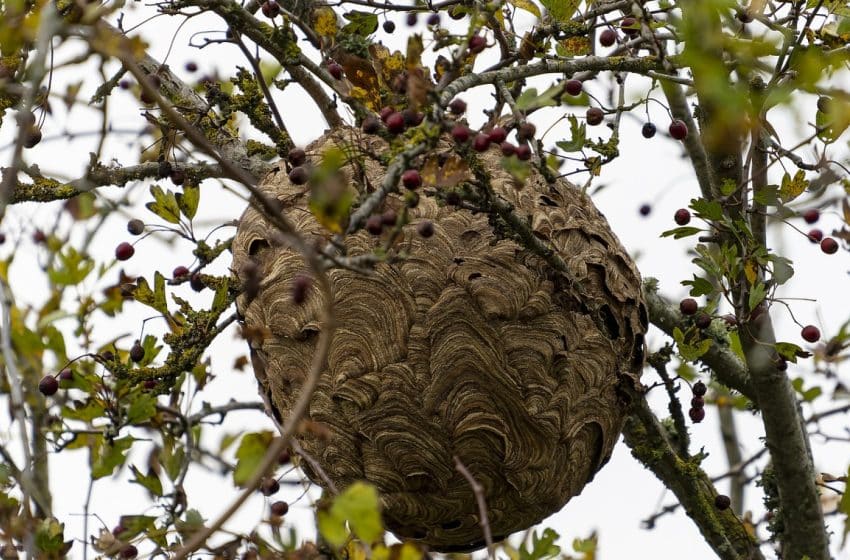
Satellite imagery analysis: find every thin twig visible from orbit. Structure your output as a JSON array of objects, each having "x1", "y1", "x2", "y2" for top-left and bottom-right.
[{"x1": 453, "y1": 455, "x2": 495, "y2": 560}]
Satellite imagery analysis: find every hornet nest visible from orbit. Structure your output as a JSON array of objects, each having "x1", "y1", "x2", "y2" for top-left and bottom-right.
[{"x1": 232, "y1": 127, "x2": 647, "y2": 551}]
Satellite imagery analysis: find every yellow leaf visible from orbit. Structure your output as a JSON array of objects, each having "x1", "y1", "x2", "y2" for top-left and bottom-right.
[
  {"x1": 508, "y1": 0, "x2": 541, "y2": 18},
  {"x1": 421, "y1": 156, "x2": 471, "y2": 188},
  {"x1": 313, "y1": 7, "x2": 338, "y2": 38},
  {"x1": 405, "y1": 35, "x2": 424, "y2": 70},
  {"x1": 744, "y1": 259, "x2": 758, "y2": 285},
  {"x1": 779, "y1": 169, "x2": 808, "y2": 202}
]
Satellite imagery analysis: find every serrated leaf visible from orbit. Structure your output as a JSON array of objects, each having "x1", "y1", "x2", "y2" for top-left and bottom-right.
[
  {"x1": 313, "y1": 7, "x2": 338, "y2": 38},
  {"x1": 35, "y1": 518, "x2": 65, "y2": 554},
  {"x1": 421, "y1": 156, "x2": 470, "y2": 188},
  {"x1": 134, "y1": 273, "x2": 168, "y2": 315},
  {"x1": 162, "y1": 442, "x2": 185, "y2": 481},
  {"x1": 341, "y1": 11, "x2": 378, "y2": 36},
  {"x1": 661, "y1": 226, "x2": 702, "y2": 239},
  {"x1": 176, "y1": 184, "x2": 199, "y2": 220},
  {"x1": 318, "y1": 509, "x2": 349, "y2": 548},
  {"x1": 233, "y1": 431, "x2": 274, "y2": 486},
  {"x1": 556, "y1": 115, "x2": 586, "y2": 152},
  {"x1": 130, "y1": 465, "x2": 163, "y2": 497},
  {"x1": 48, "y1": 247, "x2": 95, "y2": 286},
  {"x1": 509, "y1": 0, "x2": 541, "y2": 17},
  {"x1": 720, "y1": 178, "x2": 738, "y2": 196},
  {"x1": 691, "y1": 198, "x2": 723, "y2": 221},
  {"x1": 682, "y1": 274, "x2": 714, "y2": 297},
  {"x1": 146, "y1": 185, "x2": 181, "y2": 224},
  {"x1": 126, "y1": 392, "x2": 157, "y2": 424},
  {"x1": 779, "y1": 170, "x2": 808, "y2": 202},
  {"x1": 91, "y1": 436, "x2": 134, "y2": 479},
  {"x1": 501, "y1": 156, "x2": 532, "y2": 183},
  {"x1": 320, "y1": 482, "x2": 383, "y2": 547},
  {"x1": 515, "y1": 84, "x2": 562, "y2": 111},
  {"x1": 117, "y1": 515, "x2": 156, "y2": 539},
  {"x1": 775, "y1": 341, "x2": 812, "y2": 363},
  {"x1": 540, "y1": 0, "x2": 579, "y2": 22}
]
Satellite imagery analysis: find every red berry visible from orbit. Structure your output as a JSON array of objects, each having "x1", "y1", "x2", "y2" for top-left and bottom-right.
[
  {"x1": 190, "y1": 273, "x2": 205, "y2": 292},
  {"x1": 473, "y1": 133, "x2": 491, "y2": 152},
  {"x1": 821, "y1": 237, "x2": 839, "y2": 254},
  {"x1": 170, "y1": 169, "x2": 185, "y2": 185},
  {"x1": 24, "y1": 127, "x2": 42, "y2": 148},
  {"x1": 401, "y1": 169, "x2": 421, "y2": 190},
  {"x1": 500, "y1": 142, "x2": 516, "y2": 156},
  {"x1": 427, "y1": 13, "x2": 440, "y2": 26},
  {"x1": 564, "y1": 79, "x2": 583, "y2": 96},
  {"x1": 451, "y1": 124, "x2": 470, "y2": 143},
  {"x1": 115, "y1": 242, "x2": 135, "y2": 261},
  {"x1": 802, "y1": 209, "x2": 820, "y2": 224},
  {"x1": 33, "y1": 229, "x2": 47, "y2": 244},
  {"x1": 292, "y1": 274, "x2": 311, "y2": 304},
  {"x1": 417, "y1": 220, "x2": 435, "y2": 238},
  {"x1": 695, "y1": 313, "x2": 711, "y2": 329},
  {"x1": 119, "y1": 545, "x2": 138, "y2": 559},
  {"x1": 130, "y1": 341, "x2": 145, "y2": 363},
  {"x1": 515, "y1": 143, "x2": 532, "y2": 161},
  {"x1": 691, "y1": 396, "x2": 705, "y2": 408},
  {"x1": 517, "y1": 122, "x2": 536, "y2": 142},
  {"x1": 386, "y1": 112, "x2": 405, "y2": 133},
  {"x1": 39, "y1": 375, "x2": 59, "y2": 396},
  {"x1": 381, "y1": 209, "x2": 397, "y2": 226},
  {"x1": 599, "y1": 28, "x2": 617, "y2": 47},
  {"x1": 58, "y1": 368, "x2": 73, "y2": 381},
  {"x1": 261, "y1": 0, "x2": 280, "y2": 18},
  {"x1": 366, "y1": 215, "x2": 383, "y2": 235},
  {"x1": 271, "y1": 501, "x2": 289, "y2": 516},
  {"x1": 674, "y1": 208, "x2": 691, "y2": 225},
  {"x1": 714, "y1": 495, "x2": 731, "y2": 510},
  {"x1": 679, "y1": 298, "x2": 698, "y2": 315},
  {"x1": 288, "y1": 166, "x2": 309, "y2": 185},
  {"x1": 801, "y1": 325, "x2": 820, "y2": 343},
  {"x1": 621, "y1": 16, "x2": 639, "y2": 36},
  {"x1": 642, "y1": 122, "x2": 657, "y2": 138},
  {"x1": 185, "y1": 61, "x2": 198, "y2": 73},
  {"x1": 143, "y1": 379, "x2": 157, "y2": 389},
  {"x1": 406, "y1": 12, "x2": 417, "y2": 26},
  {"x1": 689, "y1": 407, "x2": 705, "y2": 423},
  {"x1": 127, "y1": 219, "x2": 145, "y2": 235},
  {"x1": 468, "y1": 35, "x2": 486, "y2": 54},
  {"x1": 173, "y1": 265, "x2": 190, "y2": 278},
  {"x1": 287, "y1": 148, "x2": 306, "y2": 166},
  {"x1": 807, "y1": 228, "x2": 823, "y2": 243},
  {"x1": 260, "y1": 477, "x2": 280, "y2": 496},
  {"x1": 448, "y1": 98, "x2": 467, "y2": 115},
  {"x1": 380, "y1": 107, "x2": 395, "y2": 122},
  {"x1": 327, "y1": 62, "x2": 343, "y2": 80},
  {"x1": 488, "y1": 127, "x2": 507, "y2": 144},
  {"x1": 692, "y1": 380, "x2": 707, "y2": 396},
  {"x1": 402, "y1": 109, "x2": 423, "y2": 127},
  {"x1": 362, "y1": 116, "x2": 380, "y2": 134},
  {"x1": 383, "y1": 20, "x2": 395, "y2": 33},
  {"x1": 639, "y1": 203, "x2": 651, "y2": 216},
  {"x1": 669, "y1": 119, "x2": 688, "y2": 140},
  {"x1": 586, "y1": 107, "x2": 604, "y2": 126}
]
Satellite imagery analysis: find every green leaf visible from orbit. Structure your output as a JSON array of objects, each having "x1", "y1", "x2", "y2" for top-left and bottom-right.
[
  {"x1": 682, "y1": 274, "x2": 714, "y2": 297},
  {"x1": 212, "y1": 276, "x2": 230, "y2": 311},
  {"x1": 341, "y1": 11, "x2": 378, "y2": 36},
  {"x1": 673, "y1": 326, "x2": 712, "y2": 361},
  {"x1": 690, "y1": 198, "x2": 723, "y2": 221},
  {"x1": 62, "y1": 400, "x2": 106, "y2": 422},
  {"x1": 233, "y1": 431, "x2": 274, "y2": 486},
  {"x1": 34, "y1": 518, "x2": 65, "y2": 554},
  {"x1": 514, "y1": 84, "x2": 562, "y2": 111},
  {"x1": 91, "y1": 436, "x2": 134, "y2": 479},
  {"x1": 162, "y1": 441, "x2": 185, "y2": 481},
  {"x1": 146, "y1": 185, "x2": 181, "y2": 224},
  {"x1": 779, "y1": 170, "x2": 808, "y2": 203},
  {"x1": 126, "y1": 392, "x2": 157, "y2": 424},
  {"x1": 748, "y1": 282, "x2": 767, "y2": 311},
  {"x1": 116, "y1": 515, "x2": 156, "y2": 539},
  {"x1": 501, "y1": 156, "x2": 532, "y2": 183},
  {"x1": 540, "y1": 0, "x2": 579, "y2": 22},
  {"x1": 176, "y1": 509, "x2": 206, "y2": 540},
  {"x1": 719, "y1": 178, "x2": 737, "y2": 196},
  {"x1": 775, "y1": 341, "x2": 812, "y2": 363},
  {"x1": 508, "y1": 0, "x2": 541, "y2": 18},
  {"x1": 134, "y1": 272, "x2": 168, "y2": 315},
  {"x1": 48, "y1": 247, "x2": 95, "y2": 286},
  {"x1": 753, "y1": 184, "x2": 780, "y2": 206},
  {"x1": 768, "y1": 254, "x2": 794, "y2": 285},
  {"x1": 130, "y1": 465, "x2": 163, "y2": 497},
  {"x1": 661, "y1": 226, "x2": 703, "y2": 239},
  {"x1": 176, "y1": 184, "x2": 200, "y2": 220},
  {"x1": 319, "y1": 482, "x2": 383, "y2": 547},
  {"x1": 519, "y1": 528, "x2": 561, "y2": 560},
  {"x1": 555, "y1": 115, "x2": 586, "y2": 152}
]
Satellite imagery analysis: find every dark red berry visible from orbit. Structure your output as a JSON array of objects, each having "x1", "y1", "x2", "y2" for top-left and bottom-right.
[
  {"x1": 821, "y1": 237, "x2": 839, "y2": 254},
  {"x1": 39, "y1": 375, "x2": 59, "y2": 396},
  {"x1": 776, "y1": 357, "x2": 788, "y2": 371},
  {"x1": 185, "y1": 61, "x2": 198, "y2": 73},
  {"x1": 808, "y1": 228, "x2": 823, "y2": 243},
  {"x1": 500, "y1": 142, "x2": 516, "y2": 156},
  {"x1": 679, "y1": 298, "x2": 698, "y2": 315},
  {"x1": 101, "y1": 350, "x2": 115, "y2": 362},
  {"x1": 427, "y1": 13, "x2": 440, "y2": 26},
  {"x1": 119, "y1": 545, "x2": 138, "y2": 559},
  {"x1": 802, "y1": 209, "x2": 820, "y2": 224},
  {"x1": 402, "y1": 169, "x2": 421, "y2": 190},
  {"x1": 599, "y1": 28, "x2": 617, "y2": 47},
  {"x1": 381, "y1": 209, "x2": 397, "y2": 226},
  {"x1": 517, "y1": 122, "x2": 536, "y2": 142},
  {"x1": 473, "y1": 133, "x2": 491, "y2": 152},
  {"x1": 695, "y1": 313, "x2": 711, "y2": 329},
  {"x1": 271, "y1": 501, "x2": 289, "y2": 516},
  {"x1": 119, "y1": 79, "x2": 130, "y2": 90},
  {"x1": 691, "y1": 396, "x2": 705, "y2": 408},
  {"x1": 292, "y1": 274, "x2": 311, "y2": 304},
  {"x1": 401, "y1": 109, "x2": 423, "y2": 127},
  {"x1": 468, "y1": 35, "x2": 486, "y2": 54},
  {"x1": 669, "y1": 119, "x2": 688, "y2": 140},
  {"x1": 288, "y1": 148, "x2": 306, "y2": 166},
  {"x1": 714, "y1": 495, "x2": 731, "y2": 510},
  {"x1": 406, "y1": 12, "x2": 417, "y2": 26},
  {"x1": 115, "y1": 242, "x2": 135, "y2": 261},
  {"x1": 621, "y1": 16, "x2": 639, "y2": 36},
  {"x1": 564, "y1": 79, "x2": 583, "y2": 96},
  {"x1": 449, "y1": 98, "x2": 467, "y2": 115},
  {"x1": 674, "y1": 208, "x2": 691, "y2": 225},
  {"x1": 173, "y1": 265, "x2": 190, "y2": 278},
  {"x1": 723, "y1": 314, "x2": 737, "y2": 327},
  {"x1": 642, "y1": 122, "x2": 656, "y2": 138},
  {"x1": 24, "y1": 127, "x2": 42, "y2": 148},
  {"x1": 112, "y1": 525, "x2": 126, "y2": 536},
  {"x1": 801, "y1": 325, "x2": 820, "y2": 343},
  {"x1": 170, "y1": 169, "x2": 186, "y2": 185},
  {"x1": 33, "y1": 229, "x2": 47, "y2": 244},
  {"x1": 639, "y1": 203, "x2": 651, "y2": 216},
  {"x1": 586, "y1": 107, "x2": 604, "y2": 126},
  {"x1": 366, "y1": 215, "x2": 383, "y2": 235},
  {"x1": 736, "y1": 10, "x2": 753, "y2": 23},
  {"x1": 383, "y1": 20, "x2": 395, "y2": 33},
  {"x1": 327, "y1": 62, "x2": 343, "y2": 80},
  {"x1": 127, "y1": 219, "x2": 145, "y2": 235},
  {"x1": 59, "y1": 368, "x2": 73, "y2": 381},
  {"x1": 692, "y1": 380, "x2": 707, "y2": 396},
  {"x1": 157, "y1": 160, "x2": 173, "y2": 179},
  {"x1": 0, "y1": 233, "x2": 6, "y2": 244},
  {"x1": 451, "y1": 124, "x2": 471, "y2": 143},
  {"x1": 261, "y1": 0, "x2": 280, "y2": 18},
  {"x1": 515, "y1": 143, "x2": 532, "y2": 161},
  {"x1": 190, "y1": 273, "x2": 205, "y2": 292},
  {"x1": 362, "y1": 116, "x2": 380, "y2": 134},
  {"x1": 380, "y1": 107, "x2": 395, "y2": 122},
  {"x1": 488, "y1": 126, "x2": 507, "y2": 144},
  {"x1": 386, "y1": 112, "x2": 405, "y2": 134},
  {"x1": 417, "y1": 220, "x2": 435, "y2": 238},
  {"x1": 288, "y1": 166, "x2": 309, "y2": 185},
  {"x1": 260, "y1": 477, "x2": 280, "y2": 496},
  {"x1": 130, "y1": 341, "x2": 145, "y2": 363},
  {"x1": 277, "y1": 450, "x2": 291, "y2": 464},
  {"x1": 689, "y1": 407, "x2": 705, "y2": 423}
]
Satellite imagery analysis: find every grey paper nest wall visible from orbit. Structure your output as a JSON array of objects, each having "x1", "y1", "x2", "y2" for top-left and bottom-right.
[{"x1": 232, "y1": 128, "x2": 647, "y2": 551}]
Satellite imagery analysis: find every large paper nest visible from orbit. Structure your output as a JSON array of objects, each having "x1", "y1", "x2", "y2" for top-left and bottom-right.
[{"x1": 232, "y1": 127, "x2": 647, "y2": 551}]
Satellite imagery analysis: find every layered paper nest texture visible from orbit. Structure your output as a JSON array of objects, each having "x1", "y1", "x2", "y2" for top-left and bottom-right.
[{"x1": 232, "y1": 128, "x2": 647, "y2": 551}]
